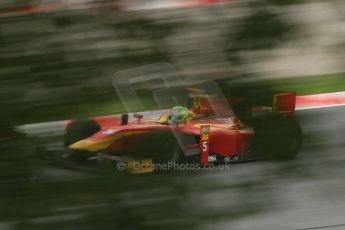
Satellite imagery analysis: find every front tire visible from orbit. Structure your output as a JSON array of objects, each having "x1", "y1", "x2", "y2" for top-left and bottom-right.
[
  {"x1": 65, "y1": 118, "x2": 100, "y2": 163},
  {"x1": 65, "y1": 118, "x2": 100, "y2": 147}
]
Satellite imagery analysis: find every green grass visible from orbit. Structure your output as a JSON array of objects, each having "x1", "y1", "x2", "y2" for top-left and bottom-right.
[
  {"x1": 24, "y1": 91, "x2": 158, "y2": 124},
  {"x1": 231, "y1": 73, "x2": 345, "y2": 96},
  {"x1": 23, "y1": 72, "x2": 345, "y2": 124}
]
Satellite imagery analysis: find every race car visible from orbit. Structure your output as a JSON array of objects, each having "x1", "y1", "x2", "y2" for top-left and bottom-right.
[{"x1": 62, "y1": 81, "x2": 302, "y2": 165}]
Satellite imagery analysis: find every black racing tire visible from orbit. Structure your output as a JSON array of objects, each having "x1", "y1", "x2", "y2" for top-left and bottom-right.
[
  {"x1": 139, "y1": 129, "x2": 185, "y2": 164},
  {"x1": 65, "y1": 118, "x2": 101, "y2": 147},
  {"x1": 232, "y1": 102, "x2": 252, "y2": 123},
  {"x1": 252, "y1": 116, "x2": 302, "y2": 160},
  {"x1": 161, "y1": 138, "x2": 184, "y2": 164}
]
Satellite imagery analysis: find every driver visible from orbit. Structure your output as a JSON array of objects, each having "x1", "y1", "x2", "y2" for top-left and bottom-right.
[{"x1": 167, "y1": 106, "x2": 194, "y2": 124}]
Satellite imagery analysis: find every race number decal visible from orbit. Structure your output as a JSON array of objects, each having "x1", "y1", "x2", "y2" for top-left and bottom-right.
[{"x1": 200, "y1": 125, "x2": 210, "y2": 164}]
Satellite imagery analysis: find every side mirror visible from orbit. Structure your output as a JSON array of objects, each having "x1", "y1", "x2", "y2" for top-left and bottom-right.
[{"x1": 134, "y1": 113, "x2": 144, "y2": 120}]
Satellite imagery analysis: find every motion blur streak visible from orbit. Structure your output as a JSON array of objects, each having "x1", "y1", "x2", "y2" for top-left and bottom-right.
[{"x1": 0, "y1": 0, "x2": 345, "y2": 230}]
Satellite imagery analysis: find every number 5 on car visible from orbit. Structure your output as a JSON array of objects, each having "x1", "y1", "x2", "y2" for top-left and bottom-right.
[{"x1": 200, "y1": 125, "x2": 210, "y2": 164}]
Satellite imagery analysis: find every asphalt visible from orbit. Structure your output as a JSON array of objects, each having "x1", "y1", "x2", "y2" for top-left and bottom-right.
[
  {"x1": 4, "y1": 105, "x2": 345, "y2": 230},
  {"x1": 219, "y1": 106, "x2": 345, "y2": 229}
]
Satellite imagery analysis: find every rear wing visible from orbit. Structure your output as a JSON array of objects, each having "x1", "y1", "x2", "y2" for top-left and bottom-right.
[
  {"x1": 272, "y1": 92, "x2": 296, "y2": 116},
  {"x1": 227, "y1": 91, "x2": 297, "y2": 119}
]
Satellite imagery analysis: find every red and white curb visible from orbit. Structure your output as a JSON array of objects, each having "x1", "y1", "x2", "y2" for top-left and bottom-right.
[
  {"x1": 0, "y1": 0, "x2": 233, "y2": 17},
  {"x1": 296, "y1": 91, "x2": 345, "y2": 110}
]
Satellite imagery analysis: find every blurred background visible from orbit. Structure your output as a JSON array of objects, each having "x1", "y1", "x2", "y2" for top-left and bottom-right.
[{"x1": 0, "y1": 0, "x2": 345, "y2": 229}]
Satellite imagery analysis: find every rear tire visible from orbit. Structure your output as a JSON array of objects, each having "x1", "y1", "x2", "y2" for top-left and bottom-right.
[{"x1": 252, "y1": 116, "x2": 302, "y2": 160}]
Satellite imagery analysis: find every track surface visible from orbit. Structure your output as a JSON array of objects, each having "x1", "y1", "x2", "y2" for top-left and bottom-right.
[
  {"x1": 223, "y1": 106, "x2": 345, "y2": 229},
  {"x1": 25, "y1": 105, "x2": 345, "y2": 230}
]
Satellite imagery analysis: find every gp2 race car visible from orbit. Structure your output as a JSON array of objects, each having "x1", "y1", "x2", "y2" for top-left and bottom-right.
[{"x1": 61, "y1": 80, "x2": 302, "y2": 167}]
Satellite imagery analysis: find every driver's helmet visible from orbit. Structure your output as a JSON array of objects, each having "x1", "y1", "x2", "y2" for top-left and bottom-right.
[{"x1": 168, "y1": 106, "x2": 192, "y2": 122}]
